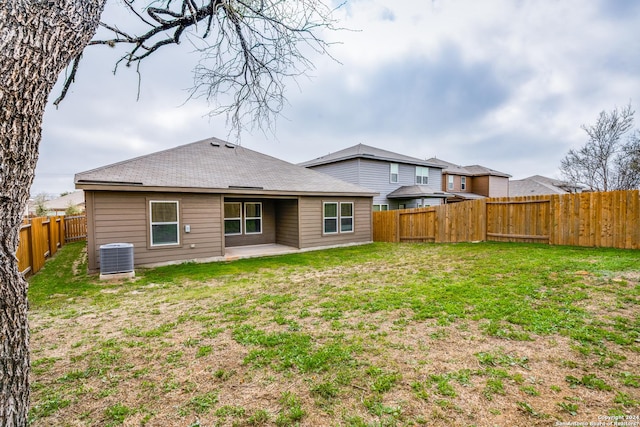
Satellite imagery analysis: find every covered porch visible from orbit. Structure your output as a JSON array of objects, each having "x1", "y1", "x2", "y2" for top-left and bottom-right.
[{"x1": 223, "y1": 243, "x2": 300, "y2": 260}]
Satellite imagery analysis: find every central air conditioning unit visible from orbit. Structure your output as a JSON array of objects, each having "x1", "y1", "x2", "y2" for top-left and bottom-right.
[{"x1": 100, "y1": 243, "x2": 134, "y2": 277}]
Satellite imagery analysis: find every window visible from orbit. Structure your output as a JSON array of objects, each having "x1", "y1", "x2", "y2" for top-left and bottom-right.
[
  {"x1": 150, "y1": 201, "x2": 179, "y2": 246},
  {"x1": 244, "y1": 202, "x2": 262, "y2": 234},
  {"x1": 373, "y1": 204, "x2": 389, "y2": 212},
  {"x1": 389, "y1": 163, "x2": 399, "y2": 183},
  {"x1": 461, "y1": 176, "x2": 467, "y2": 190},
  {"x1": 416, "y1": 166, "x2": 429, "y2": 185},
  {"x1": 323, "y1": 202, "x2": 354, "y2": 234},
  {"x1": 224, "y1": 202, "x2": 242, "y2": 235},
  {"x1": 448, "y1": 175, "x2": 454, "y2": 190},
  {"x1": 341, "y1": 202, "x2": 354, "y2": 232},
  {"x1": 323, "y1": 202, "x2": 338, "y2": 234}
]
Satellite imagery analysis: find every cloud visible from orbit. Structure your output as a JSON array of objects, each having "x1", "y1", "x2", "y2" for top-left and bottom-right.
[
  {"x1": 287, "y1": 43, "x2": 511, "y2": 139},
  {"x1": 31, "y1": 0, "x2": 640, "y2": 196}
]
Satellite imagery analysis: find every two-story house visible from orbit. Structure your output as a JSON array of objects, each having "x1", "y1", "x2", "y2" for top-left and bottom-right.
[
  {"x1": 426, "y1": 158, "x2": 511, "y2": 203},
  {"x1": 300, "y1": 144, "x2": 451, "y2": 210}
]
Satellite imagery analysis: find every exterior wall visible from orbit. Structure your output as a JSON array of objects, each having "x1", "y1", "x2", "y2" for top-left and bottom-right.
[
  {"x1": 309, "y1": 159, "x2": 444, "y2": 208},
  {"x1": 487, "y1": 176, "x2": 509, "y2": 197},
  {"x1": 473, "y1": 176, "x2": 490, "y2": 197},
  {"x1": 298, "y1": 196, "x2": 372, "y2": 248},
  {"x1": 223, "y1": 198, "x2": 276, "y2": 247},
  {"x1": 308, "y1": 160, "x2": 362, "y2": 187},
  {"x1": 86, "y1": 191, "x2": 224, "y2": 273},
  {"x1": 275, "y1": 199, "x2": 300, "y2": 247},
  {"x1": 443, "y1": 173, "x2": 471, "y2": 193}
]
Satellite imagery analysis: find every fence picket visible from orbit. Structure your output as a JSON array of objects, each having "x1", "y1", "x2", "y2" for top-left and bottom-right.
[
  {"x1": 374, "y1": 190, "x2": 640, "y2": 250},
  {"x1": 17, "y1": 215, "x2": 87, "y2": 277}
]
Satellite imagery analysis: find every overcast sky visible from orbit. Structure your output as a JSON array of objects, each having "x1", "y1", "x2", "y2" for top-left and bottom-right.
[{"x1": 33, "y1": 0, "x2": 640, "y2": 197}]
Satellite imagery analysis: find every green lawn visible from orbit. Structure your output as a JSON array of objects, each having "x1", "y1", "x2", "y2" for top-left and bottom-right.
[{"x1": 28, "y1": 242, "x2": 639, "y2": 426}]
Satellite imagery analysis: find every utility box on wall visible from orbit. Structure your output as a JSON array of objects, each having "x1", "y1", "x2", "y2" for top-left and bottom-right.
[{"x1": 99, "y1": 243, "x2": 134, "y2": 279}]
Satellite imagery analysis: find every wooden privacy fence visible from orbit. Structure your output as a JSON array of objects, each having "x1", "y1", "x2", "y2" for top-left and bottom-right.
[
  {"x1": 64, "y1": 215, "x2": 87, "y2": 242},
  {"x1": 17, "y1": 215, "x2": 87, "y2": 276},
  {"x1": 373, "y1": 190, "x2": 640, "y2": 250}
]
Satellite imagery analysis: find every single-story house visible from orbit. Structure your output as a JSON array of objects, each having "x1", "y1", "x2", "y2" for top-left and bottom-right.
[
  {"x1": 75, "y1": 137, "x2": 377, "y2": 274},
  {"x1": 27, "y1": 190, "x2": 85, "y2": 216},
  {"x1": 509, "y1": 175, "x2": 588, "y2": 196}
]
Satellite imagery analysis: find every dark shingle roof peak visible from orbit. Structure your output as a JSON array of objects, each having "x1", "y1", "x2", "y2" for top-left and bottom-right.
[
  {"x1": 425, "y1": 157, "x2": 511, "y2": 178},
  {"x1": 300, "y1": 143, "x2": 442, "y2": 168},
  {"x1": 75, "y1": 137, "x2": 377, "y2": 196}
]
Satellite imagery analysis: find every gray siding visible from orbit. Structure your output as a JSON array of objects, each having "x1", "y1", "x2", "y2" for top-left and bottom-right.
[
  {"x1": 308, "y1": 160, "x2": 363, "y2": 186},
  {"x1": 275, "y1": 199, "x2": 300, "y2": 247},
  {"x1": 298, "y1": 196, "x2": 372, "y2": 248},
  {"x1": 309, "y1": 159, "x2": 445, "y2": 208},
  {"x1": 87, "y1": 191, "x2": 223, "y2": 272}
]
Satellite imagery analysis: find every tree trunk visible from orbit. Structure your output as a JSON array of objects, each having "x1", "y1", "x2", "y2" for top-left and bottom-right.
[{"x1": 0, "y1": 2, "x2": 105, "y2": 425}]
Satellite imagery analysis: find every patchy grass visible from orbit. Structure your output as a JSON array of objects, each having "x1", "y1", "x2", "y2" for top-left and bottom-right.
[{"x1": 28, "y1": 242, "x2": 640, "y2": 426}]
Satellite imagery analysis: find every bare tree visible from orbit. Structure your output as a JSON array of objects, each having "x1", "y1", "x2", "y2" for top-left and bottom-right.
[
  {"x1": 33, "y1": 193, "x2": 51, "y2": 218},
  {"x1": 57, "y1": 0, "x2": 338, "y2": 132},
  {"x1": 616, "y1": 130, "x2": 640, "y2": 190},
  {"x1": 560, "y1": 104, "x2": 639, "y2": 191},
  {"x1": 0, "y1": 1, "x2": 337, "y2": 424}
]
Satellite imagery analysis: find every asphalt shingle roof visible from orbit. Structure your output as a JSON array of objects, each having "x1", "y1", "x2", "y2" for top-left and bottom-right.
[
  {"x1": 426, "y1": 158, "x2": 511, "y2": 178},
  {"x1": 299, "y1": 143, "x2": 442, "y2": 168},
  {"x1": 75, "y1": 137, "x2": 377, "y2": 196},
  {"x1": 386, "y1": 185, "x2": 452, "y2": 199},
  {"x1": 509, "y1": 175, "x2": 586, "y2": 196}
]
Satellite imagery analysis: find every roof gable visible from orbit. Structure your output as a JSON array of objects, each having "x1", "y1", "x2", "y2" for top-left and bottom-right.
[
  {"x1": 300, "y1": 143, "x2": 442, "y2": 168},
  {"x1": 75, "y1": 137, "x2": 376, "y2": 196},
  {"x1": 426, "y1": 157, "x2": 511, "y2": 178},
  {"x1": 509, "y1": 175, "x2": 587, "y2": 196}
]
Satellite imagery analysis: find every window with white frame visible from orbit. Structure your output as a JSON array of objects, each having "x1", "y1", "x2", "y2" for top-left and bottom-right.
[
  {"x1": 244, "y1": 202, "x2": 262, "y2": 234},
  {"x1": 461, "y1": 176, "x2": 467, "y2": 190},
  {"x1": 416, "y1": 166, "x2": 429, "y2": 185},
  {"x1": 390, "y1": 163, "x2": 399, "y2": 183},
  {"x1": 448, "y1": 175, "x2": 454, "y2": 190},
  {"x1": 224, "y1": 202, "x2": 242, "y2": 235},
  {"x1": 150, "y1": 201, "x2": 179, "y2": 246},
  {"x1": 373, "y1": 204, "x2": 389, "y2": 212},
  {"x1": 340, "y1": 202, "x2": 354, "y2": 232},
  {"x1": 323, "y1": 202, "x2": 338, "y2": 234},
  {"x1": 323, "y1": 202, "x2": 354, "y2": 234}
]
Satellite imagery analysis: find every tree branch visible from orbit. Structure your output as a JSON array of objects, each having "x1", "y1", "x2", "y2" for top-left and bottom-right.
[{"x1": 53, "y1": 0, "x2": 341, "y2": 133}]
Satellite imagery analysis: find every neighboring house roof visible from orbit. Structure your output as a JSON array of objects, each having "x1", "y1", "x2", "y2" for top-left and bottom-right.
[
  {"x1": 300, "y1": 143, "x2": 443, "y2": 169},
  {"x1": 27, "y1": 190, "x2": 85, "y2": 215},
  {"x1": 387, "y1": 185, "x2": 451, "y2": 199},
  {"x1": 45, "y1": 190, "x2": 85, "y2": 212},
  {"x1": 448, "y1": 192, "x2": 486, "y2": 201},
  {"x1": 509, "y1": 175, "x2": 587, "y2": 196},
  {"x1": 75, "y1": 137, "x2": 377, "y2": 197},
  {"x1": 426, "y1": 158, "x2": 511, "y2": 178}
]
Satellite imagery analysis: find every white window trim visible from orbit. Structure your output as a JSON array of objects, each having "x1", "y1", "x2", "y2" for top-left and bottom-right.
[
  {"x1": 244, "y1": 202, "x2": 263, "y2": 235},
  {"x1": 340, "y1": 202, "x2": 354, "y2": 233},
  {"x1": 416, "y1": 166, "x2": 429, "y2": 185},
  {"x1": 323, "y1": 202, "x2": 339, "y2": 234},
  {"x1": 224, "y1": 202, "x2": 243, "y2": 236},
  {"x1": 461, "y1": 176, "x2": 467, "y2": 190},
  {"x1": 324, "y1": 201, "x2": 355, "y2": 234},
  {"x1": 390, "y1": 163, "x2": 399, "y2": 183},
  {"x1": 149, "y1": 200, "x2": 180, "y2": 247},
  {"x1": 448, "y1": 175, "x2": 454, "y2": 190},
  {"x1": 373, "y1": 204, "x2": 389, "y2": 212}
]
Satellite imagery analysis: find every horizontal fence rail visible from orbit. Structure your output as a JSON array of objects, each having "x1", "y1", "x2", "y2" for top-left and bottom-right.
[
  {"x1": 65, "y1": 215, "x2": 87, "y2": 242},
  {"x1": 373, "y1": 190, "x2": 640, "y2": 250},
  {"x1": 18, "y1": 215, "x2": 87, "y2": 276}
]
